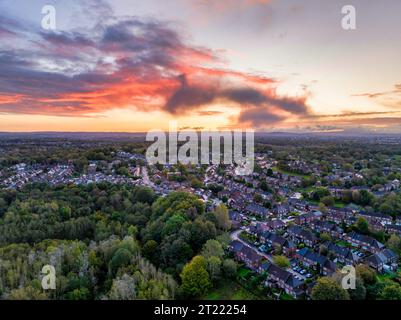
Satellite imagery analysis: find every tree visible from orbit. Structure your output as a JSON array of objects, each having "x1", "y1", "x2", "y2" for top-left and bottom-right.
[
  {"x1": 201, "y1": 240, "x2": 224, "y2": 259},
  {"x1": 359, "y1": 190, "x2": 374, "y2": 206},
  {"x1": 386, "y1": 234, "x2": 401, "y2": 255},
  {"x1": 273, "y1": 255, "x2": 290, "y2": 269},
  {"x1": 311, "y1": 277, "x2": 350, "y2": 300},
  {"x1": 319, "y1": 244, "x2": 328, "y2": 256},
  {"x1": 321, "y1": 196, "x2": 335, "y2": 207},
  {"x1": 180, "y1": 256, "x2": 211, "y2": 297},
  {"x1": 66, "y1": 287, "x2": 90, "y2": 300},
  {"x1": 206, "y1": 256, "x2": 222, "y2": 282},
  {"x1": 253, "y1": 193, "x2": 263, "y2": 203},
  {"x1": 222, "y1": 259, "x2": 237, "y2": 279},
  {"x1": 109, "y1": 248, "x2": 133, "y2": 276},
  {"x1": 379, "y1": 283, "x2": 401, "y2": 300},
  {"x1": 356, "y1": 264, "x2": 377, "y2": 286},
  {"x1": 260, "y1": 180, "x2": 269, "y2": 191},
  {"x1": 320, "y1": 232, "x2": 332, "y2": 242},
  {"x1": 8, "y1": 286, "x2": 48, "y2": 300},
  {"x1": 133, "y1": 186, "x2": 155, "y2": 205},
  {"x1": 142, "y1": 240, "x2": 159, "y2": 263},
  {"x1": 318, "y1": 203, "x2": 328, "y2": 213},
  {"x1": 213, "y1": 204, "x2": 231, "y2": 231},
  {"x1": 312, "y1": 187, "x2": 330, "y2": 201},
  {"x1": 348, "y1": 278, "x2": 366, "y2": 300},
  {"x1": 109, "y1": 274, "x2": 137, "y2": 300},
  {"x1": 355, "y1": 217, "x2": 369, "y2": 235}
]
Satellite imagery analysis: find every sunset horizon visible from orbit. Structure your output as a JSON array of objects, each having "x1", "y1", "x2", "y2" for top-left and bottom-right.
[{"x1": 1, "y1": 0, "x2": 401, "y2": 133}]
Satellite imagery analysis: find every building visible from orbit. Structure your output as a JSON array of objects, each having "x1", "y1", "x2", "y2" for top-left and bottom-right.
[
  {"x1": 230, "y1": 240, "x2": 262, "y2": 270},
  {"x1": 345, "y1": 231, "x2": 385, "y2": 253},
  {"x1": 259, "y1": 262, "x2": 304, "y2": 298},
  {"x1": 365, "y1": 249, "x2": 398, "y2": 273},
  {"x1": 287, "y1": 226, "x2": 319, "y2": 247},
  {"x1": 296, "y1": 248, "x2": 337, "y2": 275}
]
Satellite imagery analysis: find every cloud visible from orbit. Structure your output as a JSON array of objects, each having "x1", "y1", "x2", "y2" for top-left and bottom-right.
[
  {"x1": 196, "y1": 110, "x2": 223, "y2": 116},
  {"x1": 165, "y1": 74, "x2": 309, "y2": 120},
  {"x1": 305, "y1": 111, "x2": 398, "y2": 119},
  {"x1": 237, "y1": 107, "x2": 286, "y2": 127},
  {"x1": 353, "y1": 84, "x2": 401, "y2": 99},
  {"x1": 0, "y1": 1, "x2": 309, "y2": 128}
]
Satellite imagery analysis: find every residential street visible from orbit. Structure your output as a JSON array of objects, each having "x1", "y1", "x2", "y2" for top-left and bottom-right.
[{"x1": 230, "y1": 229, "x2": 306, "y2": 280}]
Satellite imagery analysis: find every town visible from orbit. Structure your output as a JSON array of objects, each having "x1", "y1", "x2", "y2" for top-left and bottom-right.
[{"x1": 1, "y1": 133, "x2": 401, "y2": 300}]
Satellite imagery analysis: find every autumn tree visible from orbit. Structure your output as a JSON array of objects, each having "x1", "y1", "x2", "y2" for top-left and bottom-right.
[
  {"x1": 213, "y1": 204, "x2": 231, "y2": 231},
  {"x1": 180, "y1": 256, "x2": 211, "y2": 297},
  {"x1": 311, "y1": 277, "x2": 350, "y2": 300}
]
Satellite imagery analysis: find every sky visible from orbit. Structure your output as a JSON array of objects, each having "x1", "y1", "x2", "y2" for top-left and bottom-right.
[{"x1": 0, "y1": 0, "x2": 401, "y2": 133}]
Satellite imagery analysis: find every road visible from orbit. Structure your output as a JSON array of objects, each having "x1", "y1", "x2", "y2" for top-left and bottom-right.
[
  {"x1": 230, "y1": 229, "x2": 306, "y2": 280},
  {"x1": 141, "y1": 166, "x2": 155, "y2": 188}
]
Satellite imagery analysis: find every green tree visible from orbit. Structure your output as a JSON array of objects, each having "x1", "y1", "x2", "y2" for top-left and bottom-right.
[
  {"x1": 320, "y1": 232, "x2": 332, "y2": 242},
  {"x1": 180, "y1": 256, "x2": 211, "y2": 297},
  {"x1": 201, "y1": 240, "x2": 224, "y2": 259},
  {"x1": 213, "y1": 204, "x2": 231, "y2": 231},
  {"x1": 356, "y1": 264, "x2": 377, "y2": 286},
  {"x1": 355, "y1": 217, "x2": 370, "y2": 234},
  {"x1": 109, "y1": 248, "x2": 133, "y2": 276},
  {"x1": 8, "y1": 286, "x2": 48, "y2": 300},
  {"x1": 273, "y1": 255, "x2": 290, "y2": 268},
  {"x1": 321, "y1": 196, "x2": 335, "y2": 207},
  {"x1": 142, "y1": 240, "x2": 159, "y2": 263},
  {"x1": 311, "y1": 277, "x2": 350, "y2": 300},
  {"x1": 348, "y1": 278, "x2": 366, "y2": 300},
  {"x1": 206, "y1": 256, "x2": 222, "y2": 282},
  {"x1": 222, "y1": 259, "x2": 237, "y2": 279},
  {"x1": 386, "y1": 234, "x2": 401, "y2": 255},
  {"x1": 379, "y1": 283, "x2": 401, "y2": 300}
]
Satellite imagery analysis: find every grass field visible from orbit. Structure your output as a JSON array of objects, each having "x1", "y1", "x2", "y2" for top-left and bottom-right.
[
  {"x1": 204, "y1": 280, "x2": 260, "y2": 300},
  {"x1": 271, "y1": 166, "x2": 310, "y2": 178}
]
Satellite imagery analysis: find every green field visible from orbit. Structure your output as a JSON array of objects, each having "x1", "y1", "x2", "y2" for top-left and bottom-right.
[
  {"x1": 271, "y1": 166, "x2": 310, "y2": 178},
  {"x1": 204, "y1": 280, "x2": 260, "y2": 300}
]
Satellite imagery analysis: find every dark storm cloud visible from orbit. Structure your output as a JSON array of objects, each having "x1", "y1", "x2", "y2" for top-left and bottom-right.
[
  {"x1": 238, "y1": 107, "x2": 286, "y2": 127},
  {"x1": 0, "y1": 0, "x2": 309, "y2": 125},
  {"x1": 165, "y1": 74, "x2": 217, "y2": 113},
  {"x1": 165, "y1": 75, "x2": 309, "y2": 120}
]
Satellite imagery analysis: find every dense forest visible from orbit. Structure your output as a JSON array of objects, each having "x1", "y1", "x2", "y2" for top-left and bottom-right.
[{"x1": 0, "y1": 183, "x2": 234, "y2": 299}]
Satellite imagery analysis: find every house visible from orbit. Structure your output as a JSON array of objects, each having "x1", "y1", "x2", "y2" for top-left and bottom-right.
[
  {"x1": 387, "y1": 224, "x2": 401, "y2": 236},
  {"x1": 296, "y1": 248, "x2": 337, "y2": 275},
  {"x1": 310, "y1": 220, "x2": 343, "y2": 238},
  {"x1": 260, "y1": 262, "x2": 304, "y2": 298},
  {"x1": 259, "y1": 231, "x2": 296, "y2": 256},
  {"x1": 288, "y1": 199, "x2": 310, "y2": 212},
  {"x1": 287, "y1": 226, "x2": 318, "y2": 247},
  {"x1": 294, "y1": 211, "x2": 323, "y2": 225},
  {"x1": 365, "y1": 249, "x2": 398, "y2": 273},
  {"x1": 229, "y1": 210, "x2": 242, "y2": 222},
  {"x1": 368, "y1": 220, "x2": 387, "y2": 232},
  {"x1": 358, "y1": 211, "x2": 393, "y2": 226},
  {"x1": 229, "y1": 240, "x2": 262, "y2": 270},
  {"x1": 324, "y1": 242, "x2": 356, "y2": 265},
  {"x1": 345, "y1": 231, "x2": 385, "y2": 253},
  {"x1": 265, "y1": 219, "x2": 286, "y2": 231},
  {"x1": 245, "y1": 203, "x2": 269, "y2": 217},
  {"x1": 273, "y1": 204, "x2": 291, "y2": 218}
]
